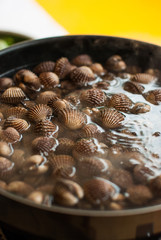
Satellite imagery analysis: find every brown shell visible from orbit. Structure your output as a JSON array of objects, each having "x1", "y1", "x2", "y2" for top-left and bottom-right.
[
  {"x1": 7, "y1": 181, "x2": 33, "y2": 197},
  {"x1": 131, "y1": 73, "x2": 156, "y2": 84},
  {"x1": 0, "y1": 77, "x2": 13, "y2": 90},
  {"x1": 22, "y1": 155, "x2": 45, "y2": 175},
  {"x1": 4, "y1": 117, "x2": 29, "y2": 133},
  {"x1": 92, "y1": 81, "x2": 110, "y2": 90},
  {"x1": 100, "y1": 108, "x2": 125, "y2": 129},
  {"x1": 79, "y1": 123, "x2": 102, "y2": 139},
  {"x1": 70, "y1": 66, "x2": 95, "y2": 87},
  {"x1": 84, "y1": 178, "x2": 117, "y2": 205},
  {"x1": 110, "y1": 169, "x2": 133, "y2": 190},
  {"x1": 39, "y1": 72, "x2": 59, "y2": 89},
  {"x1": 33, "y1": 61, "x2": 55, "y2": 75},
  {"x1": 109, "y1": 93, "x2": 133, "y2": 112},
  {"x1": 90, "y1": 63, "x2": 105, "y2": 75},
  {"x1": 34, "y1": 120, "x2": 58, "y2": 137},
  {"x1": 0, "y1": 157, "x2": 14, "y2": 180},
  {"x1": 54, "y1": 57, "x2": 72, "y2": 79},
  {"x1": 32, "y1": 136, "x2": 57, "y2": 154},
  {"x1": 123, "y1": 81, "x2": 145, "y2": 94},
  {"x1": 54, "y1": 179, "x2": 84, "y2": 206},
  {"x1": 55, "y1": 138, "x2": 74, "y2": 155},
  {"x1": 80, "y1": 89, "x2": 106, "y2": 107},
  {"x1": 0, "y1": 127, "x2": 21, "y2": 143},
  {"x1": 131, "y1": 102, "x2": 151, "y2": 114},
  {"x1": 145, "y1": 68, "x2": 161, "y2": 78},
  {"x1": 143, "y1": 89, "x2": 161, "y2": 105},
  {"x1": 126, "y1": 65, "x2": 142, "y2": 74},
  {"x1": 71, "y1": 54, "x2": 92, "y2": 66},
  {"x1": 48, "y1": 98, "x2": 70, "y2": 116},
  {"x1": 0, "y1": 141, "x2": 13, "y2": 157},
  {"x1": 58, "y1": 108, "x2": 87, "y2": 130},
  {"x1": 14, "y1": 69, "x2": 41, "y2": 90},
  {"x1": 106, "y1": 55, "x2": 126, "y2": 72},
  {"x1": 28, "y1": 104, "x2": 52, "y2": 122},
  {"x1": 4, "y1": 106, "x2": 28, "y2": 119},
  {"x1": 1, "y1": 87, "x2": 26, "y2": 104},
  {"x1": 133, "y1": 165, "x2": 155, "y2": 184},
  {"x1": 36, "y1": 91, "x2": 58, "y2": 104}
]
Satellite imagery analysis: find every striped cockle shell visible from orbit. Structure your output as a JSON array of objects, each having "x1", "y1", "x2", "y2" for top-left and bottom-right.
[
  {"x1": 55, "y1": 138, "x2": 74, "y2": 155},
  {"x1": 33, "y1": 61, "x2": 55, "y2": 75},
  {"x1": 54, "y1": 57, "x2": 72, "y2": 79},
  {"x1": 70, "y1": 66, "x2": 95, "y2": 87},
  {"x1": 28, "y1": 104, "x2": 52, "y2": 122},
  {"x1": 100, "y1": 108, "x2": 125, "y2": 129},
  {"x1": 80, "y1": 89, "x2": 107, "y2": 107},
  {"x1": 71, "y1": 54, "x2": 92, "y2": 66},
  {"x1": 36, "y1": 91, "x2": 58, "y2": 104},
  {"x1": 1, "y1": 87, "x2": 26, "y2": 104},
  {"x1": 123, "y1": 81, "x2": 145, "y2": 94},
  {"x1": 54, "y1": 179, "x2": 84, "y2": 206},
  {"x1": 110, "y1": 169, "x2": 133, "y2": 190},
  {"x1": 131, "y1": 102, "x2": 151, "y2": 114},
  {"x1": 90, "y1": 63, "x2": 105, "y2": 75},
  {"x1": 79, "y1": 123, "x2": 102, "y2": 139},
  {"x1": 32, "y1": 136, "x2": 57, "y2": 154},
  {"x1": 14, "y1": 69, "x2": 41, "y2": 90},
  {"x1": 109, "y1": 93, "x2": 133, "y2": 112},
  {"x1": 4, "y1": 117, "x2": 29, "y2": 133},
  {"x1": 131, "y1": 73, "x2": 156, "y2": 84},
  {"x1": 84, "y1": 177, "x2": 117, "y2": 205},
  {"x1": 106, "y1": 55, "x2": 126, "y2": 72},
  {"x1": 143, "y1": 89, "x2": 161, "y2": 105},
  {"x1": 0, "y1": 77, "x2": 13, "y2": 90},
  {"x1": 48, "y1": 98, "x2": 70, "y2": 116},
  {"x1": 0, "y1": 127, "x2": 21, "y2": 143},
  {"x1": 58, "y1": 108, "x2": 87, "y2": 130},
  {"x1": 0, "y1": 157, "x2": 14, "y2": 180},
  {"x1": 39, "y1": 72, "x2": 59, "y2": 89},
  {"x1": 4, "y1": 106, "x2": 28, "y2": 119},
  {"x1": 34, "y1": 120, "x2": 58, "y2": 137}
]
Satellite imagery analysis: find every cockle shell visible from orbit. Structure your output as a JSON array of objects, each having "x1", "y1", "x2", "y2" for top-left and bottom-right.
[
  {"x1": 84, "y1": 177, "x2": 117, "y2": 205},
  {"x1": 55, "y1": 138, "x2": 74, "y2": 155},
  {"x1": 54, "y1": 179, "x2": 84, "y2": 206},
  {"x1": 48, "y1": 98, "x2": 70, "y2": 116},
  {"x1": 106, "y1": 55, "x2": 126, "y2": 72},
  {"x1": 7, "y1": 181, "x2": 33, "y2": 197},
  {"x1": 36, "y1": 91, "x2": 58, "y2": 104},
  {"x1": 1, "y1": 87, "x2": 26, "y2": 104},
  {"x1": 0, "y1": 127, "x2": 21, "y2": 143},
  {"x1": 39, "y1": 72, "x2": 59, "y2": 89},
  {"x1": 126, "y1": 65, "x2": 142, "y2": 74},
  {"x1": 123, "y1": 81, "x2": 145, "y2": 94},
  {"x1": 0, "y1": 141, "x2": 13, "y2": 157},
  {"x1": 4, "y1": 117, "x2": 29, "y2": 133},
  {"x1": 71, "y1": 54, "x2": 92, "y2": 66},
  {"x1": 133, "y1": 165, "x2": 155, "y2": 184},
  {"x1": 110, "y1": 169, "x2": 133, "y2": 190},
  {"x1": 0, "y1": 157, "x2": 14, "y2": 180},
  {"x1": 131, "y1": 102, "x2": 151, "y2": 114},
  {"x1": 4, "y1": 106, "x2": 28, "y2": 119},
  {"x1": 90, "y1": 63, "x2": 105, "y2": 75},
  {"x1": 22, "y1": 155, "x2": 45, "y2": 175},
  {"x1": 0, "y1": 77, "x2": 13, "y2": 90},
  {"x1": 34, "y1": 120, "x2": 58, "y2": 137},
  {"x1": 143, "y1": 89, "x2": 161, "y2": 105},
  {"x1": 70, "y1": 66, "x2": 95, "y2": 87},
  {"x1": 33, "y1": 61, "x2": 55, "y2": 75},
  {"x1": 54, "y1": 57, "x2": 72, "y2": 79},
  {"x1": 79, "y1": 123, "x2": 102, "y2": 139},
  {"x1": 80, "y1": 89, "x2": 107, "y2": 107},
  {"x1": 58, "y1": 108, "x2": 87, "y2": 130},
  {"x1": 100, "y1": 108, "x2": 125, "y2": 129},
  {"x1": 109, "y1": 93, "x2": 133, "y2": 112},
  {"x1": 32, "y1": 136, "x2": 57, "y2": 154},
  {"x1": 131, "y1": 73, "x2": 156, "y2": 84},
  {"x1": 14, "y1": 69, "x2": 41, "y2": 90},
  {"x1": 145, "y1": 68, "x2": 160, "y2": 78},
  {"x1": 28, "y1": 104, "x2": 52, "y2": 122}
]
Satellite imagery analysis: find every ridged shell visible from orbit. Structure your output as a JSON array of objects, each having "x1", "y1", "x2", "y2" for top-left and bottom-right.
[
  {"x1": 126, "y1": 65, "x2": 142, "y2": 74},
  {"x1": 4, "y1": 117, "x2": 29, "y2": 133},
  {"x1": 36, "y1": 91, "x2": 58, "y2": 104},
  {"x1": 145, "y1": 68, "x2": 160, "y2": 78},
  {"x1": 49, "y1": 154, "x2": 76, "y2": 179},
  {"x1": 0, "y1": 77, "x2": 13, "y2": 90},
  {"x1": 143, "y1": 89, "x2": 161, "y2": 105},
  {"x1": 34, "y1": 120, "x2": 58, "y2": 137},
  {"x1": 54, "y1": 57, "x2": 72, "y2": 79},
  {"x1": 54, "y1": 179, "x2": 84, "y2": 206},
  {"x1": 84, "y1": 178, "x2": 117, "y2": 205},
  {"x1": 70, "y1": 66, "x2": 95, "y2": 87},
  {"x1": 110, "y1": 169, "x2": 133, "y2": 189},
  {"x1": 18, "y1": 82, "x2": 37, "y2": 100},
  {"x1": 131, "y1": 102, "x2": 151, "y2": 114},
  {"x1": 0, "y1": 157, "x2": 14, "y2": 180},
  {"x1": 123, "y1": 81, "x2": 144, "y2": 94},
  {"x1": 14, "y1": 69, "x2": 41, "y2": 90},
  {"x1": 131, "y1": 73, "x2": 156, "y2": 84},
  {"x1": 28, "y1": 104, "x2": 52, "y2": 122},
  {"x1": 71, "y1": 54, "x2": 92, "y2": 66},
  {"x1": 4, "y1": 107, "x2": 28, "y2": 119},
  {"x1": 0, "y1": 127, "x2": 21, "y2": 143},
  {"x1": 109, "y1": 93, "x2": 133, "y2": 112},
  {"x1": 106, "y1": 55, "x2": 126, "y2": 72},
  {"x1": 79, "y1": 123, "x2": 101, "y2": 139},
  {"x1": 101, "y1": 108, "x2": 125, "y2": 129},
  {"x1": 48, "y1": 98, "x2": 70, "y2": 116},
  {"x1": 1, "y1": 87, "x2": 26, "y2": 104},
  {"x1": 32, "y1": 136, "x2": 57, "y2": 154},
  {"x1": 93, "y1": 81, "x2": 110, "y2": 90},
  {"x1": 33, "y1": 61, "x2": 55, "y2": 75},
  {"x1": 58, "y1": 108, "x2": 87, "y2": 130},
  {"x1": 80, "y1": 89, "x2": 106, "y2": 107},
  {"x1": 90, "y1": 63, "x2": 105, "y2": 75},
  {"x1": 39, "y1": 72, "x2": 59, "y2": 89},
  {"x1": 55, "y1": 138, "x2": 74, "y2": 155}
]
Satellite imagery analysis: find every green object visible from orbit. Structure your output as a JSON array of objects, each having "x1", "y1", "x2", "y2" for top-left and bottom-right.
[{"x1": 0, "y1": 39, "x2": 9, "y2": 50}]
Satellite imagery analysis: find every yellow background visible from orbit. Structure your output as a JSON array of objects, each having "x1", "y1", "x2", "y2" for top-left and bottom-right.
[{"x1": 36, "y1": 0, "x2": 161, "y2": 45}]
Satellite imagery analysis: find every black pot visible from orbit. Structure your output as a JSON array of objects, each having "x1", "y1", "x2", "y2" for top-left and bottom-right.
[{"x1": 0, "y1": 35, "x2": 161, "y2": 240}]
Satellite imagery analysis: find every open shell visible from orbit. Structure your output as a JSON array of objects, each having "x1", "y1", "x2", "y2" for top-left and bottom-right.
[
  {"x1": 80, "y1": 89, "x2": 107, "y2": 107},
  {"x1": 109, "y1": 93, "x2": 133, "y2": 112},
  {"x1": 1, "y1": 87, "x2": 26, "y2": 104},
  {"x1": 100, "y1": 108, "x2": 125, "y2": 129},
  {"x1": 70, "y1": 66, "x2": 95, "y2": 87},
  {"x1": 28, "y1": 104, "x2": 52, "y2": 122}
]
